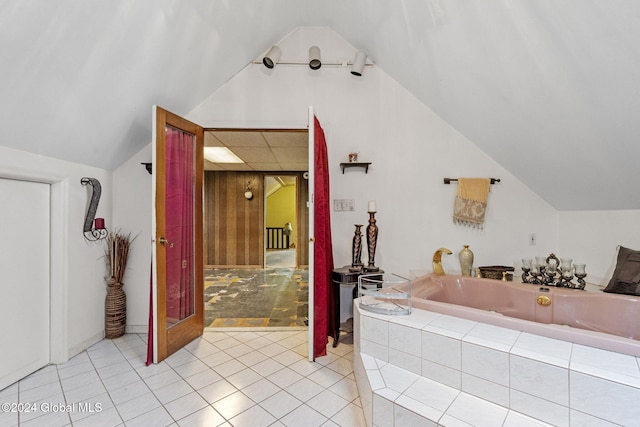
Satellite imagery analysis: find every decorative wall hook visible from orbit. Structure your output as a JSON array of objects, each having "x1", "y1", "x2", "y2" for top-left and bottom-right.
[{"x1": 81, "y1": 177, "x2": 108, "y2": 241}]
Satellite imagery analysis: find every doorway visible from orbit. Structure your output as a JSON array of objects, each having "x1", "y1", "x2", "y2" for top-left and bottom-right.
[
  {"x1": 202, "y1": 129, "x2": 309, "y2": 329},
  {"x1": 265, "y1": 175, "x2": 298, "y2": 268}
]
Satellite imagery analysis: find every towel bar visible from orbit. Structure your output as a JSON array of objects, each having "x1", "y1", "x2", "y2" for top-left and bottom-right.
[{"x1": 443, "y1": 178, "x2": 500, "y2": 185}]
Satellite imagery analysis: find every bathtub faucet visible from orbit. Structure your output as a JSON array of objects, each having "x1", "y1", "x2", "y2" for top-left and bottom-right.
[{"x1": 432, "y1": 248, "x2": 452, "y2": 275}]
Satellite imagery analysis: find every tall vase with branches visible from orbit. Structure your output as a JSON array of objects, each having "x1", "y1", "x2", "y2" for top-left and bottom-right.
[{"x1": 104, "y1": 232, "x2": 131, "y2": 339}]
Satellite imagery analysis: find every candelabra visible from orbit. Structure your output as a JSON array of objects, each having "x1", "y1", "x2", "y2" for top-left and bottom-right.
[{"x1": 522, "y1": 254, "x2": 586, "y2": 290}]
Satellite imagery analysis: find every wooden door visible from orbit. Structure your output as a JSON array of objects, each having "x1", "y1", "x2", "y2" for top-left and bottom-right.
[{"x1": 152, "y1": 106, "x2": 204, "y2": 363}]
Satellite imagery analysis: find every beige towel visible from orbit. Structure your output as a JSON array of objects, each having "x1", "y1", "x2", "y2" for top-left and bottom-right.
[{"x1": 453, "y1": 178, "x2": 491, "y2": 228}]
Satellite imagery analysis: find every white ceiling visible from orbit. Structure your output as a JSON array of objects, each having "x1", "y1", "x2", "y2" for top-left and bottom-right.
[{"x1": 2, "y1": 1, "x2": 640, "y2": 210}]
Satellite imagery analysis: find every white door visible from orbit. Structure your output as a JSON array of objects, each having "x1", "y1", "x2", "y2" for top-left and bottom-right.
[
  {"x1": 0, "y1": 178, "x2": 50, "y2": 389},
  {"x1": 307, "y1": 106, "x2": 315, "y2": 361}
]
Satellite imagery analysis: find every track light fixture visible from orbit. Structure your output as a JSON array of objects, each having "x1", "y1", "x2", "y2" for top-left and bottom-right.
[
  {"x1": 308, "y1": 46, "x2": 321, "y2": 70},
  {"x1": 351, "y1": 51, "x2": 367, "y2": 76},
  {"x1": 263, "y1": 45, "x2": 282, "y2": 69},
  {"x1": 258, "y1": 47, "x2": 371, "y2": 75}
]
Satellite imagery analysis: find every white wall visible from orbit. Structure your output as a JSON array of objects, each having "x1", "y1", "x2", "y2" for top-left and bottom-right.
[
  {"x1": 112, "y1": 144, "x2": 153, "y2": 333},
  {"x1": 0, "y1": 146, "x2": 111, "y2": 361},
  {"x1": 187, "y1": 27, "x2": 559, "y2": 277},
  {"x1": 559, "y1": 210, "x2": 640, "y2": 285}
]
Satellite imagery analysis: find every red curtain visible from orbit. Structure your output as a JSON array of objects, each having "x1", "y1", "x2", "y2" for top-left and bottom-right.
[
  {"x1": 165, "y1": 125, "x2": 195, "y2": 321},
  {"x1": 146, "y1": 262, "x2": 153, "y2": 366},
  {"x1": 147, "y1": 126, "x2": 195, "y2": 365},
  {"x1": 313, "y1": 117, "x2": 334, "y2": 358}
]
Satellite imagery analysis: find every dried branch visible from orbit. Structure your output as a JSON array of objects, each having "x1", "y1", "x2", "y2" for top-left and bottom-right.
[{"x1": 105, "y1": 231, "x2": 132, "y2": 285}]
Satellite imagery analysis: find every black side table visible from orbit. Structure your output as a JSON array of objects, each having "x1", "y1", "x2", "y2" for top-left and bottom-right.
[{"x1": 331, "y1": 266, "x2": 383, "y2": 347}]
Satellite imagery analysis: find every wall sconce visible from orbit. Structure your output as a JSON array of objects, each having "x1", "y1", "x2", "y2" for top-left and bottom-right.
[
  {"x1": 81, "y1": 177, "x2": 108, "y2": 241},
  {"x1": 244, "y1": 181, "x2": 254, "y2": 200},
  {"x1": 351, "y1": 51, "x2": 367, "y2": 76},
  {"x1": 309, "y1": 46, "x2": 321, "y2": 70},
  {"x1": 263, "y1": 45, "x2": 282, "y2": 69}
]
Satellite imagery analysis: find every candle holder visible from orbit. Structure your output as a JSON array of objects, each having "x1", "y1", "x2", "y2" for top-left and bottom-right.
[
  {"x1": 349, "y1": 224, "x2": 364, "y2": 272},
  {"x1": 364, "y1": 211, "x2": 379, "y2": 272},
  {"x1": 81, "y1": 177, "x2": 108, "y2": 241},
  {"x1": 522, "y1": 253, "x2": 586, "y2": 290},
  {"x1": 521, "y1": 258, "x2": 533, "y2": 283}
]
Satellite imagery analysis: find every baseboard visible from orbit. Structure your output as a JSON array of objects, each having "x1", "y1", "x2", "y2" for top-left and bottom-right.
[
  {"x1": 126, "y1": 325, "x2": 148, "y2": 334},
  {"x1": 67, "y1": 330, "x2": 104, "y2": 361}
]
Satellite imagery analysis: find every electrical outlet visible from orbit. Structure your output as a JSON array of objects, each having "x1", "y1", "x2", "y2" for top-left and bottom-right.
[{"x1": 529, "y1": 233, "x2": 537, "y2": 245}]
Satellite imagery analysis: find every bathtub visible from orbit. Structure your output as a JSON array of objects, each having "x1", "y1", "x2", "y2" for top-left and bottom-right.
[{"x1": 402, "y1": 274, "x2": 640, "y2": 357}]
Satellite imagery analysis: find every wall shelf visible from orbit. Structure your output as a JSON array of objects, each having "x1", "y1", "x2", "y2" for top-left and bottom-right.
[{"x1": 340, "y1": 162, "x2": 372, "y2": 174}]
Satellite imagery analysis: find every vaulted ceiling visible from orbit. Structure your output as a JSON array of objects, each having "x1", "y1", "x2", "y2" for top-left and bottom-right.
[{"x1": 2, "y1": 1, "x2": 639, "y2": 210}]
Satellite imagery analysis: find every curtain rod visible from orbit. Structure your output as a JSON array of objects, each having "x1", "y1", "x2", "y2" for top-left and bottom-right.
[{"x1": 444, "y1": 178, "x2": 501, "y2": 185}]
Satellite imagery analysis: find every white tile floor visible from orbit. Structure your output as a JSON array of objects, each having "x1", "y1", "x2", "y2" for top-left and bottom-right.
[{"x1": 0, "y1": 331, "x2": 364, "y2": 427}]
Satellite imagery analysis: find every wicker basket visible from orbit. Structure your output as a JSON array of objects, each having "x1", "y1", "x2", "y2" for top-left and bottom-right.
[
  {"x1": 105, "y1": 283, "x2": 126, "y2": 338},
  {"x1": 478, "y1": 266, "x2": 514, "y2": 281}
]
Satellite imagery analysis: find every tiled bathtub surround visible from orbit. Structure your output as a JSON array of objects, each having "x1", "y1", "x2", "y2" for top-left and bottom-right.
[{"x1": 354, "y1": 303, "x2": 640, "y2": 426}]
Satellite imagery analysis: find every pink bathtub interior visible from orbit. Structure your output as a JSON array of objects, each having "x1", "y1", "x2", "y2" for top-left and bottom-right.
[{"x1": 403, "y1": 274, "x2": 640, "y2": 356}]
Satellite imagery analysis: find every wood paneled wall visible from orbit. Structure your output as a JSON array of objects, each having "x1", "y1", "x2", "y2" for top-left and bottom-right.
[{"x1": 204, "y1": 171, "x2": 309, "y2": 267}]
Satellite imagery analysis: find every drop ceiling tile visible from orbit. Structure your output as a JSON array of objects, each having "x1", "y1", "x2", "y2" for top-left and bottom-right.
[
  {"x1": 232, "y1": 147, "x2": 277, "y2": 163},
  {"x1": 271, "y1": 147, "x2": 308, "y2": 163},
  {"x1": 277, "y1": 163, "x2": 308, "y2": 171},
  {"x1": 204, "y1": 161, "x2": 226, "y2": 170},
  {"x1": 263, "y1": 132, "x2": 308, "y2": 147},
  {"x1": 247, "y1": 163, "x2": 283, "y2": 171},
  {"x1": 212, "y1": 131, "x2": 268, "y2": 147},
  {"x1": 204, "y1": 133, "x2": 224, "y2": 147}
]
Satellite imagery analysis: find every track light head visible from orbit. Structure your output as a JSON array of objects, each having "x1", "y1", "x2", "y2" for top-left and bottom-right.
[
  {"x1": 263, "y1": 45, "x2": 282, "y2": 69},
  {"x1": 308, "y1": 46, "x2": 321, "y2": 70},
  {"x1": 351, "y1": 51, "x2": 367, "y2": 76}
]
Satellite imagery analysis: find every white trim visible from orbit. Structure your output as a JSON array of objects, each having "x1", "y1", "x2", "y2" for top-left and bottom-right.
[
  {"x1": 49, "y1": 179, "x2": 69, "y2": 363},
  {"x1": 187, "y1": 119, "x2": 308, "y2": 130},
  {"x1": 151, "y1": 105, "x2": 159, "y2": 363},
  {"x1": 67, "y1": 330, "x2": 103, "y2": 359},
  {"x1": 125, "y1": 325, "x2": 148, "y2": 334},
  {"x1": 307, "y1": 106, "x2": 315, "y2": 361}
]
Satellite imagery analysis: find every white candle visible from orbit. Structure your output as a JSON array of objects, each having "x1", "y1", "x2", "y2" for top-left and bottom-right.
[{"x1": 368, "y1": 200, "x2": 376, "y2": 212}]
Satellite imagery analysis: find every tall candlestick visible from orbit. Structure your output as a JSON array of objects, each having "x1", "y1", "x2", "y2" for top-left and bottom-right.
[{"x1": 364, "y1": 212, "x2": 379, "y2": 272}]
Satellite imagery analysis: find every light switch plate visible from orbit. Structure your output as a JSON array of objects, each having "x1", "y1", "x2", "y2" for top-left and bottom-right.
[{"x1": 334, "y1": 199, "x2": 355, "y2": 211}]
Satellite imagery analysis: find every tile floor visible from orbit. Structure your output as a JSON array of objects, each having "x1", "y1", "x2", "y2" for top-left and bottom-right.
[{"x1": 0, "y1": 331, "x2": 364, "y2": 427}]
